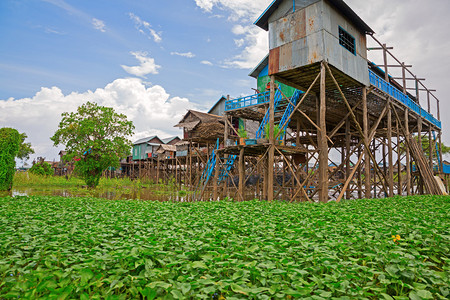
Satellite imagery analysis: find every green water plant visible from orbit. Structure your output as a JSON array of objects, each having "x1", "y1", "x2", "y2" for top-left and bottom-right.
[{"x1": 0, "y1": 195, "x2": 448, "y2": 298}]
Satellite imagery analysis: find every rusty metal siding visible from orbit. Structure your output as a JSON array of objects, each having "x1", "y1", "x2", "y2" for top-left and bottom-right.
[
  {"x1": 269, "y1": 47, "x2": 280, "y2": 75},
  {"x1": 268, "y1": 0, "x2": 320, "y2": 24},
  {"x1": 269, "y1": 9, "x2": 306, "y2": 49}
]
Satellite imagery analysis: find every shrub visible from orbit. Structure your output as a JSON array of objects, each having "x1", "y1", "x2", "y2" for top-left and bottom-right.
[
  {"x1": 0, "y1": 128, "x2": 21, "y2": 191},
  {"x1": 29, "y1": 161, "x2": 54, "y2": 176}
]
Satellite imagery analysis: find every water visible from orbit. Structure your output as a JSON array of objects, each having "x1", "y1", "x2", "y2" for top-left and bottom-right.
[{"x1": 0, "y1": 187, "x2": 194, "y2": 202}]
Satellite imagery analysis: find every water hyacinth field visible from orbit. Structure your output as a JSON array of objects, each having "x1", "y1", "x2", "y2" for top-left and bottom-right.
[{"x1": 0, "y1": 196, "x2": 448, "y2": 299}]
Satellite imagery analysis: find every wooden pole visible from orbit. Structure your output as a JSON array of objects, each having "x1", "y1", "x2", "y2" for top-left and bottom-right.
[
  {"x1": 238, "y1": 148, "x2": 245, "y2": 201},
  {"x1": 396, "y1": 120, "x2": 401, "y2": 195},
  {"x1": 363, "y1": 87, "x2": 371, "y2": 198},
  {"x1": 318, "y1": 62, "x2": 328, "y2": 202},
  {"x1": 405, "y1": 109, "x2": 411, "y2": 195},
  {"x1": 387, "y1": 100, "x2": 394, "y2": 197},
  {"x1": 417, "y1": 116, "x2": 423, "y2": 194},
  {"x1": 345, "y1": 119, "x2": 351, "y2": 199},
  {"x1": 383, "y1": 44, "x2": 389, "y2": 81},
  {"x1": 213, "y1": 150, "x2": 220, "y2": 201},
  {"x1": 268, "y1": 75, "x2": 275, "y2": 201}
]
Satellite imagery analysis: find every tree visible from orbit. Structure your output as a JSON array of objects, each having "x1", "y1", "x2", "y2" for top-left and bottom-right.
[
  {"x1": 17, "y1": 132, "x2": 35, "y2": 162},
  {"x1": 0, "y1": 128, "x2": 21, "y2": 191},
  {"x1": 51, "y1": 102, "x2": 135, "y2": 188},
  {"x1": 29, "y1": 160, "x2": 53, "y2": 176}
]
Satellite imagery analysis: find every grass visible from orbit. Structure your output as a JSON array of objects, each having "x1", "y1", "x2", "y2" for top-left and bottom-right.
[
  {"x1": 0, "y1": 195, "x2": 448, "y2": 299},
  {"x1": 13, "y1": 172, "x2": 152, "y2": 189}
]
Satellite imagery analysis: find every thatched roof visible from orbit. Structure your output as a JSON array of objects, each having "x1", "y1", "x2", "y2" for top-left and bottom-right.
[
  {"x1": 174, "y1": 110, "x2": 223, "y2": 129},
  {"x1": 156, "y1": 144, "x2": 177, "y2": 153}
]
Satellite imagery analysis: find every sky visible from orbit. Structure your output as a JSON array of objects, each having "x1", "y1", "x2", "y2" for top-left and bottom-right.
[{"x1": 1, "y1": 0, "x2": 449, "y2": 163}]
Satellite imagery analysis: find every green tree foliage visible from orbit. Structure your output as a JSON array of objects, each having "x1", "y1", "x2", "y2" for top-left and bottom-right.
[
  {"x1": 17, "y1": 132, "x2": 35, "y2": 161},
  {"x1": 29, "y1": 161, "x2": 54, "y2": 176},
  {"x1": 0, "y1": 128, "x2": 21, "y2": 191},
  {"x1": 51, "y1": 102, "x2": 134, "y2": 188}
]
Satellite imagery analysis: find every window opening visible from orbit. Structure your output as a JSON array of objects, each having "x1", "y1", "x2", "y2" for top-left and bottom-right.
[{"x1": 339, "y1": 26, "x2": 356, "y2": 55}]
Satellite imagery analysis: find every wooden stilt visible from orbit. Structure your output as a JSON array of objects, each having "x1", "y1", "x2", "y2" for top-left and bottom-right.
[
  {"x1": 345, "y1": 119, "x2": 351, "y2": 199},
  {"x1": 318, "y1": 62, "x2": 328, "y2": 203},
  {"x1": 213, "y1": 149, "x2": 220, "y2": 201},
  {"x1": 405, "y1": 109, "x2": 411, "y2": 195},
  {"x1": 268, "y1": 75, "x2": 275, "y2": 201},
  {"x1": 363, "y1": 87, "x2": 371, "y2": 198},
  {"x1": 387, "y1": 100, "x2": 394, "y2": 197},
  {"x1": 238, "y1": 147, "x2": 245, "y2": 201}
]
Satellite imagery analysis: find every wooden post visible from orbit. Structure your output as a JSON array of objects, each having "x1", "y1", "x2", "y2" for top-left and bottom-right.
[
  {"x1": 396, "y1": 121, "x2": 401, "y2": 195},
  {"x1": 405, "y1": 109, "x2": 411, "y2": 195},
  {"x1": 156, "y1": 157, "x2": 160, "y2": 183},
  {"x1": 383, "y1": 44, "x2": 389, "y2": 81},
  {"x1": 268, "y1": 75, "x2": 275, "y2": 201},
  {"x1": 357, "y1": 145, "x2": 362, "y2": 199},
  {"x1": 318, "y1": 62, "x2": 328, "y2": 202},
  {"x1": 213, "y1": 150, "x2": 220, "y2": 201},
  {"x1": 382, "y1": 137, "x2": 387, "y2": 197},
  {"x1": 363, "y1": 87, "x2": 371, "y2": 198},
  {"x1": 438, "y1": 130, "x2": 443, "y2": 172},
  {"x1": 402, "y1": 62, "x2": 407, "y2": 94},
  {"x1": 417, "y1": 116, "x2": 423, "y2": 194},
  {"x1": 345, "y1": 119, "x2": 351, "y2": 199},
  {"x1": 387, "y1": 100, "x2": 394, "y2": 197},
  {"x1": 296, "y1": 118, "x2": 301, "y2": 146},
  {"x1": 238, "y1": 147, "x2": 245, "y2": 202}
]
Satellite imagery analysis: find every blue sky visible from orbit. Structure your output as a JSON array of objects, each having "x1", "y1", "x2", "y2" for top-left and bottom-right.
[
  {"x1": 1, "y1": 0, "x2": 449, "y2": 162},
  {"x1": 0, "y1": 0, "x2": 261, "y2": 103}
]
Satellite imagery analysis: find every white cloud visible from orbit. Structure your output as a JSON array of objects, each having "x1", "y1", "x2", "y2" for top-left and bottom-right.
[
  {"x1": 0, "y1": 78, "x2": 196, "y2": 161},
  {"x1": 223, "y1": 25, "x2": 267, "y2": 69},
  {"x1": 129, "y1": 13, "x2": 162, "y2": 43},
  {"x1": 92, "y1": 18, "x2": 106, "y2": 32},
  {"x1": 195, "y1": 0, "x2": 271, "y2": 69},
  {"x1": 195, "y1": 0, "x2": 270, "y2": 22},
  {"x1": 121, "y1": 51, "x2": 161, "y2": 78},
  {"x1": 170, "y1": 52, "x2": 196, "y2": 58},
  {"x1": 201, "y1": 60, "x2": 213, "y2": 66}
]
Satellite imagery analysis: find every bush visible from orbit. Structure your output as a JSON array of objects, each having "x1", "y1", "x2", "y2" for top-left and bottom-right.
[
  {"x1": 0, "y1": 128, "x2": 21, "y2": 191},
  {"x1": 29, "y1": 161, "x2": 54, "y2": 176}
]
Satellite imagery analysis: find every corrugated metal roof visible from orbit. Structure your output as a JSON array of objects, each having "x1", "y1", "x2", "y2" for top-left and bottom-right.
[
  {"x1": 207, "y1": 95, "x2": 227, "y2": 115},
  {"x1": 249, "y1": 54, "x2": 269, "y2": 78},
  {"x1": 161, "y1": 136, "x2": 180, "y2": 144},
  {"x1": 255, "y1": 0, "x2": 374, "y2": 34},
  {"x1": 133, "y1": 136, "x2": 157, "y2": 145}
]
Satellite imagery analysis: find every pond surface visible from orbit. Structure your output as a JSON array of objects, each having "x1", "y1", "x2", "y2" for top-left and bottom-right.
[{"x1": 0, "y1": 187, "x2": 194, "y2": 202}]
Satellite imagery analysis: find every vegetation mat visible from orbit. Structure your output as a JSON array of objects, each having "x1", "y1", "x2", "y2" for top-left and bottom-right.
[{"x1": 0, "y1": 196, "x2": 448, "y2": 299}]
